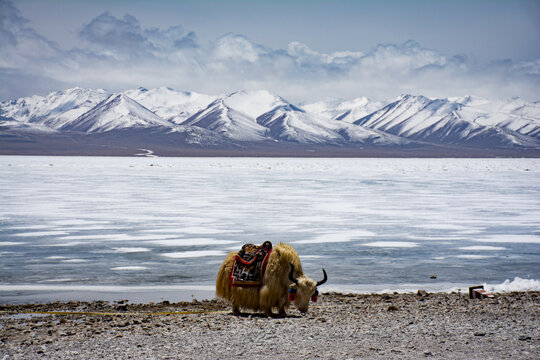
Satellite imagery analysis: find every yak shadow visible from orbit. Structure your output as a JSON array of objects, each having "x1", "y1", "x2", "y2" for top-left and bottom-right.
[{"x1": 227, "y1": 312, "x2": 302, "y2": 319}]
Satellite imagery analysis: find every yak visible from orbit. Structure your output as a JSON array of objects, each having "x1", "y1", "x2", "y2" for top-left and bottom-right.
[{"x1": 216, "y1": 242, "x2": 327, "y2": 317}]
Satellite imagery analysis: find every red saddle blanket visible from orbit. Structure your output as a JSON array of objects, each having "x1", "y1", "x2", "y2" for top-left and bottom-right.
[{"x1": 230, "y1": 241, "x2": 272, "y2": 287}]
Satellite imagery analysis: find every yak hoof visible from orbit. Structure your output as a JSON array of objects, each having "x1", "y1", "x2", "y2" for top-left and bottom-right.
[{"x1": 232, "y1": 306, "x2": 241, "y2": 316}]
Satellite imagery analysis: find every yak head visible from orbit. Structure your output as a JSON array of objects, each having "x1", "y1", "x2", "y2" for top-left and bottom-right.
[{"x1": 288, "y1": 263, "x2": 327, "y2": 313}]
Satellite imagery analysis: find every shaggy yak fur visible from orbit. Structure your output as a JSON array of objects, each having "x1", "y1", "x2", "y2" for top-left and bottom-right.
[{"x1": 216, "y1": 242, "x2": 323, "y2": 317}]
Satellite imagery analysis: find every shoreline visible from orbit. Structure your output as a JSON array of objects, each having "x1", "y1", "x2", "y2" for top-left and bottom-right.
[
  {"x1": 1, "y1": 291, "x2": 538, "y2": 359},
  {"x1": 0, "y1": 284, "x2": 500, "y2": 306},
  {"x1": 2, "y1": 278, "x2": 538, "y2": 305},
  {"x1": 0, "y1": 287, "x2": 217, "y2": 305}
]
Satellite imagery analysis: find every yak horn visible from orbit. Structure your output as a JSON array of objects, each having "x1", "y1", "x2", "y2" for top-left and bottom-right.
[
  {"x1": 317, "y1": 268, "x2": 328, "y2": 286},
  {"x1": 289, "y1": 263, "x2": 299, "y2": 285}
]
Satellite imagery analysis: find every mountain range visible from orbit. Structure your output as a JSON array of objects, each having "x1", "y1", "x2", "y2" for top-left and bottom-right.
[{"x1": 1, "y1": 87, "x2": 539, "y2": 157}]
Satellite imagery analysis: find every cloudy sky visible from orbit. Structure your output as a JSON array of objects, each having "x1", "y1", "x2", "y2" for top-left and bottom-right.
[{"x1": 1, "y1": 0, "x2": 539, "y2": 103}]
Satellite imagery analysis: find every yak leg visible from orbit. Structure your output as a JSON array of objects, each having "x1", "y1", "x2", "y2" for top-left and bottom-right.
[
  {"x1": 278, "y1": 297, "x2": 287, "y2": 317},
  {"x1": 260, "y1": 285, "x2": 274, "y2": 317},
  {"x1": 264, "y1": 306, "x2": 274, "y2": 318},
  {"x1": 232, "y1": 299, "x2": 241, "y2": 316}
]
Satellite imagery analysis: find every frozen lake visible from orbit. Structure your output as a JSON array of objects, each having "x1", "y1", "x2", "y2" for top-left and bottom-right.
[{"x1": 1, "y1": 156, "x2": 539, "y2": 303}]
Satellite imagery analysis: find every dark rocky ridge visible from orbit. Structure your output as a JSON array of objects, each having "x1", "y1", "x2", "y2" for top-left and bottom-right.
[{"x1": 2, "y1": 128, "x2": 540, "y2": 157}]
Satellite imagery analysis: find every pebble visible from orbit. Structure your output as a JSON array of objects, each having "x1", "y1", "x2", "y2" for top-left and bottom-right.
[{"x1": 0, "y1": 291, "x2": 538, "y2": 359}]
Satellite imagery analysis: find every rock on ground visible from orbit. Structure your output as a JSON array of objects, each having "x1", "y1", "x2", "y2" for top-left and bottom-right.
[{"x1": 1, "y1": 292, "x2": 539, "y2": 359}]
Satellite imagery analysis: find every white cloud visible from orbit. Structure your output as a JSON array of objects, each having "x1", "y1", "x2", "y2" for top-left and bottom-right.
[
  {"x1": 0, "y1": 0, "x2": 62, "y2": 65},
  {"x1": 79, "y1": 11, "x2": 198, "y2": 60},
  {"x1": 1, "y1": 1, "x2": 539, "y2": 103},
  {"x1": 512, "y1": 59, "x2": 540, "y2": 76},
  {"x1": 356, "y1": 41, "x2": 448, "y2": 74},
  {"x1": 287, "y1": 41, "x2": 364, "y2": 73},
  {"x1": 213, "y1": 33, "x2": 264, "y2": 63}
]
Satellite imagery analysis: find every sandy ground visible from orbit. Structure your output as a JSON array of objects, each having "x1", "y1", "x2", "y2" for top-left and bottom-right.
[{"x1": 1, "y1": 291, "x2": 539, "y2": 359}]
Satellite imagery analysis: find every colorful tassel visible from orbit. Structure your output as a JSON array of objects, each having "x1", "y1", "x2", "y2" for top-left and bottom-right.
[{"x1": 288, "y1": 288, "x2": 296, "y2": 302}]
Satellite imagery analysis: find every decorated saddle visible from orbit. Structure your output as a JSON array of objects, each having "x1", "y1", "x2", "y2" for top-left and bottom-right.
[{"x1": 230, "y1": 241, "x2": 273, "y2": 287}]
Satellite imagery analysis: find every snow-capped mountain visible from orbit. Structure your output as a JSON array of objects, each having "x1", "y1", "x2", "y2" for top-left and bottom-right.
[
  {"x1": 182, "y1": 98, "x2": 269, "y2": 142},
  {"x1": 303, "y1": 97, "x2": 384, "y2": 123},
  {"x1": 0, "y1": 87, "x2": 109, "y2": 130},
  {"x1": 256, "y1": 104, "x2": 343, "y2": 144},
  {"x1": 1, "y1": 86, "x2": 539, "y2": 156},
  {"x1": 123, "y1": 87, "x2": 216, "y2": 124},
  {"x1": 180, "y1": 90, "x2": 290, "y2": 142},
  {"x1": 222, "y1": 90, "x2": 288, "y2": 119},
  {"x1": 455, "y1": 97, "x2": 540, "y2": 139},
  {"x1": 181, "y1": 92, "x2": 406, "y2": 145},
  {"x1": 260, "y1": 103, "x2": 410, "y2": 145},
  {"x1": 354, "y1": 95, "x2": 540, "y2": 147},
  {"x1": 60, "y1": 94, "x2": 174, "y2": 133}
]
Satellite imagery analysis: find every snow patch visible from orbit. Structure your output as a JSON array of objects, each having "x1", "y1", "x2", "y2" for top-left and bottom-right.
[
  {"x1": 13, "y1": 231, "x2": 68, "y2": 237},
  {"x1": 110, "y1": 266, "x2": 148, "y2": 271},
  {"x1": 475, "y1": 235, "x2": 540, "y2": 244},
  {"x1": 294, "y1": 230, "x2": 374, "y2": 244},
  {"x1": 485, "y1": 277, "x2": 540, "y2": 292},
  {"x1": 6, "y1": 225, "x2": 57, "y2": 230},
  {"x1": 58, "y1": 234, "x2": 178, "y2": 241},
  {"x1": 51, "y1": 220, "x2": 111, "y2": 226},
  {"x1": 43, "y1": 278, "x2": 75, "y2": 283},
  {"x1": 148, "y1": 239, "x2": 238, "y2": 246},
  {"x1": 44, "y1": 241, "x2": 85, "y2": 247},
  {"x1": 179, "y1": 227, "x2": 241, "y2": 235},
  {"x1": 361, "y1": 241, "x2": 419, "y2": 248},
  {"x1": 161, "y1": 250, "x2": 226, "y2": 258},
  {"x1": 458, "y1": 246, "x2": 507, "y2": 251},
  {"x1": 456, "y1": 254, "x2": 495, "y2": 259},
  {"x1": 112, "y1": 247, "x2": 151, "y2": 253}
]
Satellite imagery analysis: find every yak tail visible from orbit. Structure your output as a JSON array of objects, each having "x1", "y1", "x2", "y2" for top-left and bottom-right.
[{"x1": 216, "y1": 251, "x2": 236, "y2": 300}]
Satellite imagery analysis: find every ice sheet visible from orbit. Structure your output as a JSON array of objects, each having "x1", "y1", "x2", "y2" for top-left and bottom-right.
[{"x1": 1, "y1": 156, "x2": 539, "y2": 299}]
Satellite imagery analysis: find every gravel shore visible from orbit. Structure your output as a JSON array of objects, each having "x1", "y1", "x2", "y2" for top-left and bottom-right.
[{"x1": 1, "y1": 291, "x2": 538, "y2": 359}]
